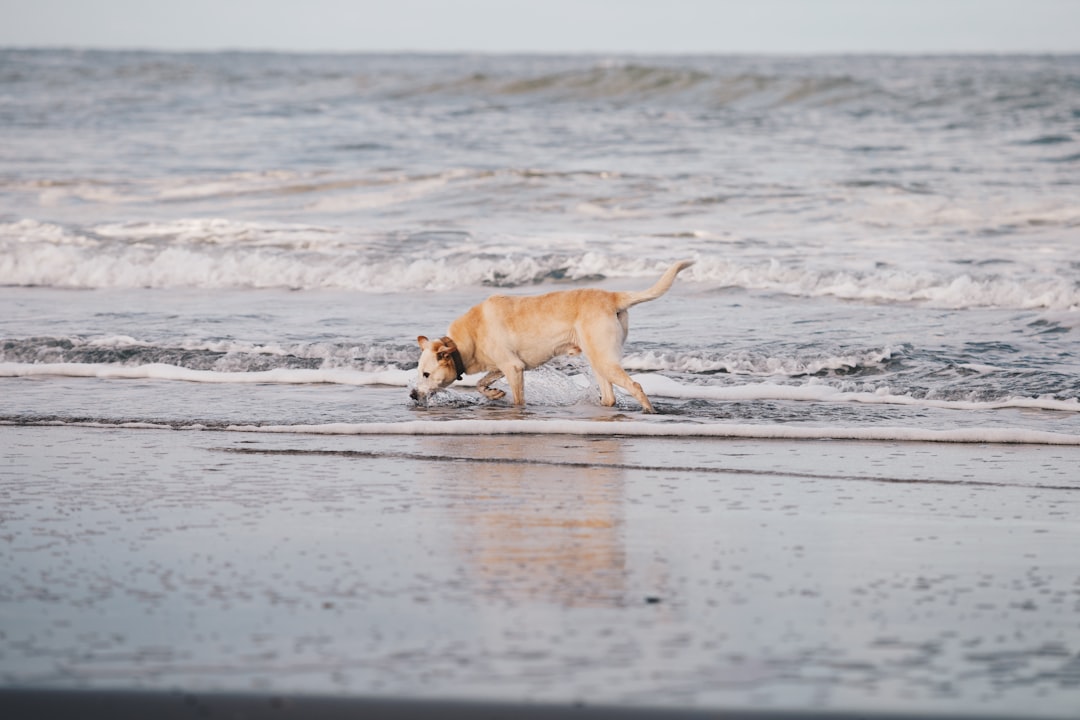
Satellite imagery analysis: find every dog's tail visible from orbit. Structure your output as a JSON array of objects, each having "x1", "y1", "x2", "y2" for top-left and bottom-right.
[{"x1": 616, "y1": 260, "x2": 695, "y2": 309}]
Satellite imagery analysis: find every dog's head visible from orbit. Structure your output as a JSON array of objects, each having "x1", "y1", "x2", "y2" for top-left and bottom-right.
[{"x1": 410, "y1": 335, "x2": 465, "y2": 403}]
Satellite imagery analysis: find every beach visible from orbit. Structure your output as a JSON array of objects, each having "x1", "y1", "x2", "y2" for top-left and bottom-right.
[
  {"x1": 3, "y1": 421, "x2": 1079, "y2": 717},
  {"x1": 2, "y1": 49, "x2": 1079, "y2": 717}
]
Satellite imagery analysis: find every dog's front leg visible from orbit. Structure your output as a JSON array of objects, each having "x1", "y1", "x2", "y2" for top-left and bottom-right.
[
  {"x1": 596, "y1": 376, "x2": 616, "y2": 407},
  {"x1": 502, "y1": 361, "x2": 526, "y2": 406},
  {"x1": 477, "y1": 370, "x2": 506, "y2": 400}
]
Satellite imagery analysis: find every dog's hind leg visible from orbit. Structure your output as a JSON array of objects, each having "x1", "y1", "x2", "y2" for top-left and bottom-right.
[
  {"x1": 477, "y1": 370, "x2": 506, "y2": 400},
  {"x1": 597, "y1": 363, "x2": 655, "y2": 413},
  {"x1": 580, "y1": 312, "x2": 656, "y2": 413}
]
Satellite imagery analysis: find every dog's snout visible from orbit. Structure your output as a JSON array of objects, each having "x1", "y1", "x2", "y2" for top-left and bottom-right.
[{"x1": 409, "y1": 387, "x2": 420, "y2": 401}]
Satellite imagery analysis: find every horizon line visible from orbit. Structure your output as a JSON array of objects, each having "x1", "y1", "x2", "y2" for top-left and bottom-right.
[{"x1": 4, "y1": 44, "x2": 1079, "y2": 58}]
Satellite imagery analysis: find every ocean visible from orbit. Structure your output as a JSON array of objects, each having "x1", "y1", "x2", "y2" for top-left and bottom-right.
[
  {"x1": 1, "y1": 49, "x2": 1078, "y2": 439},
  {"x1": 2, "y1": 49, "x2": 1080, "y2": 716}
]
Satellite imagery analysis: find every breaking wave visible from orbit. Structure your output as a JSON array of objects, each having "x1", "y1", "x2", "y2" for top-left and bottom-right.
[
  {"x1": 0, "y1": 335, "x2": 415, "y2": 372},
  {"x1": 1, "y1": 358, "x2": 1075, "y2": 415},
  {"x1": 3, "y1": 219, "x2": 1077, "y2": 309}
]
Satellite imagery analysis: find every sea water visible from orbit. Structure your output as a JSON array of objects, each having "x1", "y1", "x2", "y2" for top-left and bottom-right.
[{"x1": 1, "y1": 49, "x2": 1079, "y2": 440}]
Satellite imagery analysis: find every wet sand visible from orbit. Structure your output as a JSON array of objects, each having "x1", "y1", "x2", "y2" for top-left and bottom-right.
[{"x1": 2, "y1": 424, "x2": 1079, "y2": 718}]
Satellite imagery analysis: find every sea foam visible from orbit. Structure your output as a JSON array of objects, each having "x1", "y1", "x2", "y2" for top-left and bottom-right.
[
  {"x1": 0, "y1": 362, "x2": 411, "y2": 387},
  {"x1": 3, "y1": 218, "x2": 1078, "y2": 310},
  {"x1": 2, "y1": 362, "x2": 1075, "y2": 415}
]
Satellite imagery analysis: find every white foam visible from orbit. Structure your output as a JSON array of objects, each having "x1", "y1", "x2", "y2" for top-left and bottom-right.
[
  {"x1": 84, "y1": 335, "x2": 154, "y2": 348},
  {"x1": 3, "y1": 362, "x2": 1075, "y2": 416},
  {"x1": 75, "y1": 336, "x2": 403, "y2": 369},
  {"x1": 0, "y1": 218, "x2": 100, "y2": 246},
  {"x1": 622, "y1": 347, "x2": 897, "y2": 376},
  {"x1": 0, "y1": 362, "x2": 411, "y2": 387},
  {"x1": 3, "y1": 218, "x2": 1078, "y2": 309},
  {"x1": 633, "y1": 374, "x2": 1080, "y2": 413},
  {"x1": 685, "y1": 257, "x2": 1080, "y2": 311}
]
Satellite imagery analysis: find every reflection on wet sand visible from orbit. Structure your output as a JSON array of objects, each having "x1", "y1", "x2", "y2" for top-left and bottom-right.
[{"x1": 423, "y1": 436, "x2": 627, "y2": 607}]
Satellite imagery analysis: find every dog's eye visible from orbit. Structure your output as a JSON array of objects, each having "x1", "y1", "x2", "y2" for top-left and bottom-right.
[{"x1": 422, "y1": 372, "x2": 430, "y2": 378}]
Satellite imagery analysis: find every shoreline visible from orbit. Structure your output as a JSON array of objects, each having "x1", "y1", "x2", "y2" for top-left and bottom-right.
[{"x1": 5, "y1": 416, "x2": 1080, "y2": 447}]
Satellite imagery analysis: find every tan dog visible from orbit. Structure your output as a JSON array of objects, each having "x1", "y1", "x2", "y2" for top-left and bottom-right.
[{"x1": 411, "y1": 260, "x2": 694, "y2": 413}]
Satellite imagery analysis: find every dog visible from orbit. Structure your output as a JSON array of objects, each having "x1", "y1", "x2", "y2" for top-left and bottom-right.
[{"x1": 410, "y1": 260, "x2": 693, "y2": 413}]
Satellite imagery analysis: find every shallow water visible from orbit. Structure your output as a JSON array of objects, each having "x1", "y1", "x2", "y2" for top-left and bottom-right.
[
  {"x1": 1, "y1": 51, "x2": 1078, "y2": 440},
  {"x1": 2, "y1": 285, "x2": 1077, "y2": 440}
]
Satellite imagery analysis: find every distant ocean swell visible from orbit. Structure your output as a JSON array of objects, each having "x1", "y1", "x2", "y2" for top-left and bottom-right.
[{"x1": 7, "y1": 51, "x2": 1078, "y2": 117}]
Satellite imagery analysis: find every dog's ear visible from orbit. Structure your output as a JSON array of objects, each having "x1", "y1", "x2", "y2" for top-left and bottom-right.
[
  {"x1": 437, "y1": 337, "x2": 465, "y2": 380},
  {"x1": 437, "y1": 336, "x2": 457, "y2": 358},
  {"x1": 417, "y1": 335, "x2": 430, "y2": 350}
]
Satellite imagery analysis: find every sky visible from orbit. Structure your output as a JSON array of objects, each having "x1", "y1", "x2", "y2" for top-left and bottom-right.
[{"x1": 1, "y1": 0, "x2": 1078, "y2": 54}]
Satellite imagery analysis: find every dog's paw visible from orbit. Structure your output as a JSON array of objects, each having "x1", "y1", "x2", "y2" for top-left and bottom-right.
[{"x1": 482, "y1": 388, "x2": 506, "y2": 400}]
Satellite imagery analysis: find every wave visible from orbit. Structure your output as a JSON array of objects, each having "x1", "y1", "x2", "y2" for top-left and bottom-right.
[
  {"x1": 697, "y1": 258, "x2": 1080, "y2": 311},
  {"x1": 1, "y1": 335, "x2": 900, "y2": 378},
  {"x1": 0, "y1": 335, "x2": 415, "y2": 372},
  {"x1": 404, "y1": 64, "x2": 882, "y2": 110},
  {"x1": 3, "y1": 219, "x2": 1077, "y2": 309},
  {"x1": 4, "y1": 167, "x2": 623, "y2": 210},
  {"x1": 1, "y1": 51, "x2": 882, "y2": 110},
  {"x1": 391, "y1": 57, "x2": 1080, "y2": 118},
  {"x1": 2, "y1": 361, "x2": 1075, "y2": 415},
  {"x1": 11, "y1": 50, "x2": 1078, "y2": 117},
  {"x1": 0, "y1": 361, "x2": 410, "y2": 387},
  {"x1": 633, "y1": 374, "x2": 1080, "y2": 414},
  {"x1": 623, "y1": 346, "x2": 900, "y2": 376}
]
